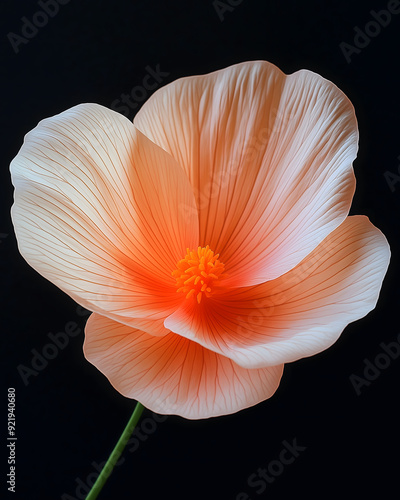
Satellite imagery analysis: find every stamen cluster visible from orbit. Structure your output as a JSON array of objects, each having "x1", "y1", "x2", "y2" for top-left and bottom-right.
[{"x1": 173, "y1": 245, "x2": 225, "y2": 304}]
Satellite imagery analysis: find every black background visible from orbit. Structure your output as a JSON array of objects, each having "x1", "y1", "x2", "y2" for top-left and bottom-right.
[{"x1": 1, "y1": 0, "x2": 399, "y2": 499}]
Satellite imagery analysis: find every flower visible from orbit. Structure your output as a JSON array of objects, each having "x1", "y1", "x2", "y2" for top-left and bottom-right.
[{"x1": 10, "y1": 61, "x2": 390, "y2": 419}]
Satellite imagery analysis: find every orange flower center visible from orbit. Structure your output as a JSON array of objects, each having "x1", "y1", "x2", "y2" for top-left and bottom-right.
[{"x1": 172, "y1": 245, "x2": 225, "y2": 304}]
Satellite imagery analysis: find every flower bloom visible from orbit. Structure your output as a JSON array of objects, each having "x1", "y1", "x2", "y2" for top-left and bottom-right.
[{"x1": 10, "y1": 61, "x2": 390, "y2": 419}]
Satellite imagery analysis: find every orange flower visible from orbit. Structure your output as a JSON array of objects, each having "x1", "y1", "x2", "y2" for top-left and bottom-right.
[{"x1": 10, "y1": 61, "x2": 390, "y2": 418}]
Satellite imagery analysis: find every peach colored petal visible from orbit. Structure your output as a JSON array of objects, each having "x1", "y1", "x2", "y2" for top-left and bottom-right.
[
  {"x1": 125, "y1": 317, "x2": 170, "y2": 337},
  {"x1": 134, "y1": 61, "x2": 357, "y2": 286},
  {"x1": 165, "y1": 216, "x2": 390, "y2": 367},
  {"x1": 10, "y1": 104, "x2": 198, "y2": 330},
  {"x1": 83, "y1": 313, "x2": 284, "y2": 419}
]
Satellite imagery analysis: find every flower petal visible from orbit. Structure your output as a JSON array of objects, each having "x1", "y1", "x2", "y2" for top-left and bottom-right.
[
  {"x1": 165, "y1": 216, "x2": 390, "y2": 367},
  {"x1": 83, "y1": 313, "x2": 284, "y2": 419},
  {"x1": 10, "y1": 104, "x2": 198, "y2": 329},
  {"x1": 134, "y1": 61, "x2": 357, "y2": 286}
]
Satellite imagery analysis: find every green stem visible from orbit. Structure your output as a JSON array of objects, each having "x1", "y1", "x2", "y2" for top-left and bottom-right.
[{"x1": 86, "y1": 401, "x2": 145, "y2": 500}]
